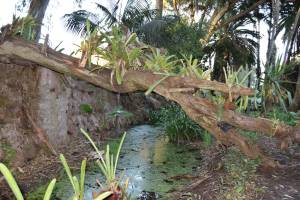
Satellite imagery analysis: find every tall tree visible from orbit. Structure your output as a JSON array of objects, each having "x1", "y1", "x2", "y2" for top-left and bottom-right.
[
  {"x1": 27, "y1": 0, "x2": 50, "y2": 41},
  {"x1": 156, "y1": 0, "x2": 164, "y2": 17},
  {"x1": 64, "y1": 0, "x2": 156, "y2": 34}
]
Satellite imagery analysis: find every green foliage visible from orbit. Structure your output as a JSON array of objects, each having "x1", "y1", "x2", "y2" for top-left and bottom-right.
[
  {"x1": 0, "y1": 163, "x2": 24, "y2": 200},
  {"x1": 94, "y1": 26, "x2": 143, "y2": 85},
  {"x1": 107, "y1": 106, "x2": 133, "y2": 124},
  {"x1": 63, "y1": 0, "x2": 156, "y2": 34},
  {"x1": 240, "y1": 130, "x2": 260, "y2": 142},
  {"x1": 265, "y1": 108, "x2": 300, "y2": 126},
  {"x1": 11, "y1": 15, "x2": 36, "y2": 41},
  {"x1": 179, "y1": 54, "x2": 211, "y2": 80},
  {"x1": 59, "y1": 154, "x2": 86, "y2": 200},
  {"x1": 80, "y1": 129, "x2": 127, "y2": 194},
  {"x1": 0, "y1": 163, "x2": 56, "y2": 200},
  {"x1": 149, "y1": 102, "x2": 203, "y2": 143},
  {"x1": 79, "y1": 103, "x2": 93, "y2": 114},
  {"x1": 144, "y1": 48, "x2": 178, "y2": 73},
  {"x1": 223, "y1": 148, "x2": 261, "y2": 199},
  {"x1": 139, "y1": 18, "x2": 205, "y2": 59},
  {"x1": 224, "y1": 66, "x2": 253, "y2": 111},
  {"x1": 164, "y1": 20, "x2": 205, "y2": 59},
  {"x1": 0, "y1": 142, "x2": 16, "y2": 167},
  {"x1": 202, "y1": 131, "x2": 213, "y2": 147},
  {"x1": 263, "y1": 58, "x2": 294, "y2": 111},
  {"x1": 74, "y1": 20, "x2": 103, "y2": 69}
]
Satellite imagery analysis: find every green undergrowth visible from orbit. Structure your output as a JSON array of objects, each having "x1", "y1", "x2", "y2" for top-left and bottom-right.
[
  {"x1": 149, "y1": 102, "x2": 205, "y2": 143},
  {"x1": 0, "y1": 141, "x2": 16, "y2": 168},
  {"x1": 239, "y1": 130, "x2": 260, "y2": 142},
  {"x1": 26, "y1": 181, "x2": 65, "y2": 200},
  {"x1": 247, "y1": 108, "x2": 300, "y2": 126},
  {"x1": 265, "y1": 108, "x2": 300, "y2": 126},
  {"x1": 27, "y1": 133, "x2": 126, "y2": 199},
  {"x1": 222, "y1": 147, "x2": 262, "y2": 199}
]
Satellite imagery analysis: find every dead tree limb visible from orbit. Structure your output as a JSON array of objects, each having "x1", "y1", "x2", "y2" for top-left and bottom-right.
[{"x1": 1, "y1": 37, "x2": 299, "y2": 167}]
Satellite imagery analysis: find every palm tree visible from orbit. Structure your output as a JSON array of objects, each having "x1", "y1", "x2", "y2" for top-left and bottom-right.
[
  {"x1": 26, "y1": 0, "x2": 50, "y2": 41},
  {"x1": 63, "y1": 0, "x2": 157, "y2": 35},
  {"x1": 208, "y1": 19, "x2": 259, "y2": 81}
]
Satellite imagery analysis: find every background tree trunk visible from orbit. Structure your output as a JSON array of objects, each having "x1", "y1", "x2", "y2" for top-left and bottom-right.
[
  {"x1": 156, "y1": 0, "x2": 163, "y2": 17},
  {"x1": 27, "y1": 0, "x2": 50, "y2": 41}
]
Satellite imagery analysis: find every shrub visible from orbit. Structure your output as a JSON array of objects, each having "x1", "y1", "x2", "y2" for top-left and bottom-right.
[{"x1": 149, "y1": 102, "x2": 203, "y2": 143}]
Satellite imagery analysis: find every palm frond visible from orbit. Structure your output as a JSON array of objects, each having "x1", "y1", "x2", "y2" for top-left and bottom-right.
[
  {"x1": 95, "y1": 3, "x2": 118, "y2": 27},
  {"x1": 63, "y1": 10, "x2": 99, "y2": 35}
]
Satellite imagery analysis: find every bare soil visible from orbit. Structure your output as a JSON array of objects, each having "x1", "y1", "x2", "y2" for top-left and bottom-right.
[
  {"x1": 173, "y1": 137, "x2": 300, "y2": 200},
  {"x1": 0, "y1": 130, "x2": 113, "y2": 199}
]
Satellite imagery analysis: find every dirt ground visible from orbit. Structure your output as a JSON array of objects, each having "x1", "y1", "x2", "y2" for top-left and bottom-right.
[
  {"x1": 0, "y1": 133, "x2": 299, "y2": 200},
  {"x1": 173, "y1": 136, "x2": 300, "y2": 200},
  {"x1": 0, "y1": 130, "x2": 112, "y2": 199}
]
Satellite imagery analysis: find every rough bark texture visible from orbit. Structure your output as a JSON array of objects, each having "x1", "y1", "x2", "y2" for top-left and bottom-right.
[
  {"x1": 27, "y1": 0, "x2": 50, "y2": 41},
  {"x1": 1, "y1": 37, "x2": 300, "y2": 167}
]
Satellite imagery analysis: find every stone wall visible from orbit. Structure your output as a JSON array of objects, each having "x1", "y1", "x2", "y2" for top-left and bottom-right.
[{"x1": 0, "y1": 64, "x2": 157, "y2": 166}]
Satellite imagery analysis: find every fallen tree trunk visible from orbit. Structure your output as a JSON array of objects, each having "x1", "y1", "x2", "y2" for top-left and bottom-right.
[{"x1": 1, "y1": 37, "x2": 299, "y2": 167}]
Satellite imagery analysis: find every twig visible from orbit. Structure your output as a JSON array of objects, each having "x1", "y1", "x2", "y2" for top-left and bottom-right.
[
  {"x1": 186, "y1": 176, "x2": 211, "y2": 190},
  {"x1": 169, "y1": 88, "x2": 195, "y2": 93}
]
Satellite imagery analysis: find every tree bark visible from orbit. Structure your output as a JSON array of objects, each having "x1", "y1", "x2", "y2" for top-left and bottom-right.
[
  {"x1": 1, "y1": 37, "x2": 300, "y2": 167},
  {"x1": 156, "y1": 0, "x2": 163, "y2": 17},
  {"x1": 290, "y1": 64, "x2": 300, "y2": 111},
  {"x1": 27, "y1": 0, "x2": 50, "y2": 41}
]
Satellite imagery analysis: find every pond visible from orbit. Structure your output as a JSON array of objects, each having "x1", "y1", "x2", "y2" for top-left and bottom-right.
[{"x1": 55, "y1": 125, "x2": 202, "y2": 199}]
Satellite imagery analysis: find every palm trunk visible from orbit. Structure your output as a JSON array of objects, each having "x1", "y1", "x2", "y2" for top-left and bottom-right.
[
  {"x1": 290, "y1": 64, "x2": 300, "y2": 111},
  {"x1": 27, "y1": 0, "x2": 50, "y2": 41},
  {"x1": 156, "y1": 0, "x2": 163, "y2": 17},
  {"x1": 264, "y1": 0, "x2": 281, "y2": 111},
  {"x1": 284, "y1": 7, "x2": 300, "y2": 64},
  {"x1": 256, "y1": 17, "x2": 261, "y2": 90}
]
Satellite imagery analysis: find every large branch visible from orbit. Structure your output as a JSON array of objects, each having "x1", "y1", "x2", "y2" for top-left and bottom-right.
[
  {"x1": 1, "y1": 36, "x2": 299, "y2": 167},
  {"x1": 0, "y1": 37, "x2": 254, "y2": 96}
]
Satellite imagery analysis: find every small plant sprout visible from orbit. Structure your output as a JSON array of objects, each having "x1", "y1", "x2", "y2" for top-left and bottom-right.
[
  {"x1": 80, "y1": 128, "x2": 127, "y2": 199},
  {"x1": 59, "y1": 154, "x2": 86, "y2": 200}
]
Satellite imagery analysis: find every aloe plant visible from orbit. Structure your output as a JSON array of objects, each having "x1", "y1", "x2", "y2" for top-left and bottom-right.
[
  {"x1": 59, "y1": 154, "x2": 86, "y2": 200},
  {"x1": 93, "y1": 26, "x2": 143, "y2": 85},
  {"x1": 179, "y1": 54, "x2": 211, "y2": 80},
  {"x1": 10, "y1": 15, "x2": 37, "y2": 41},
  {"x1": 80, "y1": 129, "x2": 127, "y2": 194}
]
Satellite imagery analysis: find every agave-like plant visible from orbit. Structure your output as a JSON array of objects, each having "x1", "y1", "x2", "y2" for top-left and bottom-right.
[
  {"x1": 9, "y1": 15, "x2": 37, "y2": 41},
  {"x1": 179, "y1": 54, "x2": 211, "y2": 80},
  {"x1": 59, "y1": 154, "x2": 87, "y2": 200},
  {"x1": 73, "y1": 20, "x2": 104, "y2": 69},
  {"x1": 144, "y1": 47, "x2": 178, "y2": 73},
  {"x1": 93, "y1": 26, "x2": 143, "y2": 85},
  {"x1": 80, "y1": 129, "x2": 128, "y2": 199},
  {"x1": 223, "y1": 66, "x2": 253, "y2": 111},
  {"x1": 263, "y1": 57, "x2": 293, "y2": 111}
]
